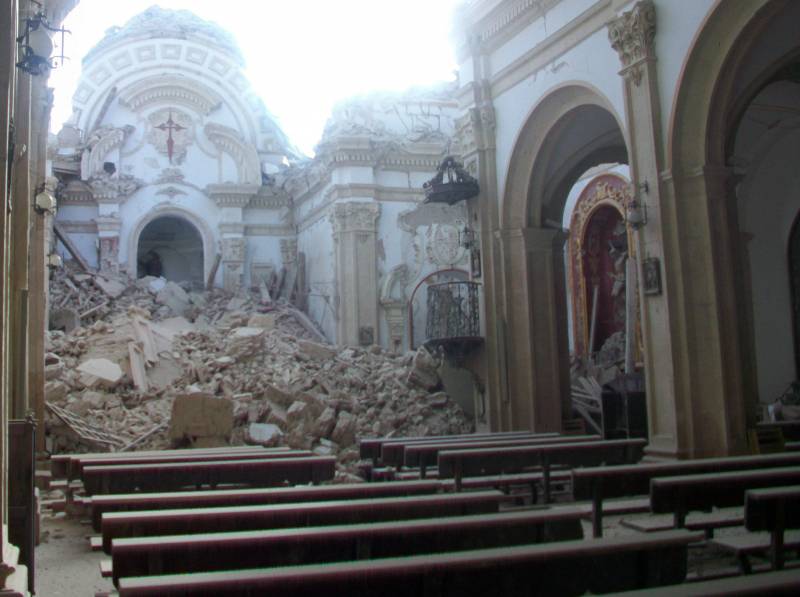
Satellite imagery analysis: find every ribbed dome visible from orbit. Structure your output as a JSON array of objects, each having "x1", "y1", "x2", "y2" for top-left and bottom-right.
[{"x1": 84, "y1": 5, "x2": 244, "y2": 65}]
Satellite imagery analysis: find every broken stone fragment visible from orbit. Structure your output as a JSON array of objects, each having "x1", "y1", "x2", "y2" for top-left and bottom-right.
[
  {"x1": 155, "y1": 281, "x2": 190, "y2": 316},
  {"x1": 76, "y1": 358, "x2": 123, "y2": 387},
  {"x1": 286, "y1": 401, "x2": 310, "y2": 427},
  {"x1": 169, "y1": 391, "x2": 233, "y2": 446},
  {"x1": 406, "y1": 347, "x2": 440, "y2": 391},
  {"x1": 265, "y1": 384, "x2": 293, "y2": 408},
  {"x1": 246, "y1": 423, "x2": 283, "y2": 447},
  {"x1": 313, "y1": 406, "x2": 337, "y2": 439},
  {"x1": 247, "y1": 312, "x2": 276, "y2": 330},
  {"x1": 297, "y1": 339, "x2": 336, "y2": 361},
  {"x1": 331, "y1": 411, "x2": 357, "y2": 447},
  {"x1": 93, "y1": 275, "x2": 126, "y2": 299},
  {"x1": 44, "y1": 380, "x2": 69, "y2": 404}
]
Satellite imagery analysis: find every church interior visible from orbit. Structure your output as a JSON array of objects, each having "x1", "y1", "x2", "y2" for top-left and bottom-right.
[{"x1": 2, "y1": 0, "x2": 800, "y2": 594}]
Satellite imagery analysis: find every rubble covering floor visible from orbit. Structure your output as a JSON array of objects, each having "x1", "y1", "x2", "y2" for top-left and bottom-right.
[{"x1": 45, "y1": 265, "x2": 473, "y2": 477}]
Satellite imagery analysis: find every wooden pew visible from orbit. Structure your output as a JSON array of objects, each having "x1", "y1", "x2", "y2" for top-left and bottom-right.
[
  {"x1": 89, "y1": 479, "x2": 441, "y2": 532},
  {"x1": 101, "y1": 490, "x2": 505, "y2": 553},
  {"x1": 358, "y1": 430, "x2": 534, "y2": 465},
  {"x1": 439, "y1": 438, "x2": 646, "y2": 501},
  {"x1": 403, "y1": 434, "x2": 600, "y2": 478},
  {"x1": 380, "y1": 432, "x2": 559, "y2": 468},
  {"x1": 109, "y1": 507, "x2": 585, "y2": 585},
  {"x1": 713, "y1": 485, "x2": 800, "y2": 572},
  {"x1": 52, "y1": 446, "x2": 279, "y2": 480},
  {"x1": 650, "y1": 466, "x2": 800, "y2": 529},
  {"x1": 116, "y1": 529, "x2": 702, "y2": 596},
  {"x1": 83, "y1": 455, "x2": 336, "y2": 495},
  {"x1": 757, "y1": 420, "x2": 800, "y2": 441},
  {"x1": 74, "y1": 449, "x2": 312, "y2": 481},
  {"x1": 612, "y1": 568, "x2": 800, "y2": 595},
  {"x1": 572, "y1": 452, "x2": 800, "y2": 537}
]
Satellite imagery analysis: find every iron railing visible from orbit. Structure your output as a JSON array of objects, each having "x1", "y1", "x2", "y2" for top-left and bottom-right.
[{"x1": 425, "y1": 280, "x2": 481, "y2": 343}]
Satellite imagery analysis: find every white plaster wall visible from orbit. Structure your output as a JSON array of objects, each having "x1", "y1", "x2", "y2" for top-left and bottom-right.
[
  {"x1": 740, "y1": 130, "x2": 800, "y2": 403},
  {"x1": 298, "y1": 215, "x2": 337, "y2": 342},
  {"x1": 243, "y1": 236, "x2": 285, "y2": 288},
  {"x1": 491, "y1": 27, "x2": 627, "y2": 203},
  {"x1": 57, "y1": 235, "x2": 98, "y2": 269},
  {"x1": 651, "y1": 0, "x2": 717, "y2": 148}
]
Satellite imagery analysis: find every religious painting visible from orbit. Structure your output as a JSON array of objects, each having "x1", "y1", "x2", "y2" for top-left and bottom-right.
[
  {"x1": 567, "y1": 174, "x2": 641, "y2": 362},
  {"x1": 146, "y1": 107, "x2": 194, "y2": 165}
]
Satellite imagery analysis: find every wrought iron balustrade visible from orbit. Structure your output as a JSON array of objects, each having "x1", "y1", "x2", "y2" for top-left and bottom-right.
[{"x1": 424, "y1": 281, "x2": 483, "y2": 358}]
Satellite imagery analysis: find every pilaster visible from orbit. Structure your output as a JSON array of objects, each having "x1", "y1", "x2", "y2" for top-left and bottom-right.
[
  {"x1": 221, "y1": 237, "x2": 246, "y2": 293},
  {"x1": 331, "y1": 202, "x2": 380, "y2": 347}
]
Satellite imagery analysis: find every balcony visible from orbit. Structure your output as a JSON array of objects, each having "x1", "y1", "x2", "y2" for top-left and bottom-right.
[{"x1": 424, "y1": 280, "x2": 483, "y2": 360}]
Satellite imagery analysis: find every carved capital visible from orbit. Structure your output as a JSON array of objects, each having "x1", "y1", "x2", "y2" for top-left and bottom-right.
[
  {"x1": 608, "y1": 0, "x2": 656, "y2": 69},
  {"x1": 330, "y1": 202, "x2": 380, "y2": 235},
  {"x1": 222, "y1": 237, "x2": 246, "y2": 262},
  {"x1": 206, "y1": 183, "x2": 258, "y2": 207}
]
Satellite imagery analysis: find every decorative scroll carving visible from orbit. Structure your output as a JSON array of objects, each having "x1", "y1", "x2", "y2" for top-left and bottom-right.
[
  {"x1": 608, "y1": 0, "x2": 656, "y2": 85},
  {"x1": 330, "y1": 202, "x2": 380, "y2": 235},
  {"x1": 204, "y1": 122, "x2": 262, "y2": 185},
  {"x1": 426, "y1": 223, "x2": 467, "y2": 267},
  {"x1": 118, "y1": 74, "x2": 223, "y2": 115},
  {"x1": 81, "y1": 125, "x2": 134, "y2": 178},
  {"x1": 88, "y1": 172, "x2": 141, "y2": 202}
]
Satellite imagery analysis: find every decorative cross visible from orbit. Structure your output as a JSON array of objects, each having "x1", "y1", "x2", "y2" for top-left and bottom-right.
[{"x1": 155, "y1": 109, "x2": 185, "y2": 164}]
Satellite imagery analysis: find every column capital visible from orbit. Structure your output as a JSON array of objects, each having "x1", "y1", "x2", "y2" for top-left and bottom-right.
[
  {"x1": 608, "y1": 0, "x2": 656, "y2": 84},
  {"x1": 330, "y1": 201, "x2": 380, "y2": 234}
]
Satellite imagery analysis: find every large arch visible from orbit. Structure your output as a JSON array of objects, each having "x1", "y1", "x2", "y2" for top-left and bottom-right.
[
  {"x1": 127, "y1": 205, "x2": 217, "y2": 286},
  {"x1": 493, "y1": 83, "x2": 629, "y2": 433},
  {"x1": 664, "y1": 0, "x2": 800, "y2": 455}
]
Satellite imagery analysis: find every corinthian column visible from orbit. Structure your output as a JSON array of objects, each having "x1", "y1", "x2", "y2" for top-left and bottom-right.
[{"x1": 331, "y1": 202, "x2": 380, "y2": 346}]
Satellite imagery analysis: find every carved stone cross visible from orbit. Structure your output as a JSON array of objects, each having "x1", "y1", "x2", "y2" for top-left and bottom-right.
[{"x1": 155, "y1": 109, "x2": 185, "y2": 164}]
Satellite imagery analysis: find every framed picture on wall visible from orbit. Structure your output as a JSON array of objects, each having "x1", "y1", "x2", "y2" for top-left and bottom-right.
[{"x1": 643, "y1": 257, "x2": 662, "y2": 296}]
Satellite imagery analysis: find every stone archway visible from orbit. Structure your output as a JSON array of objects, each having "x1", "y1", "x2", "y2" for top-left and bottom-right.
[
  {"x1": 136, "y1": 216, "x2": 204, "y2": 287},
  {"x1": 663, "y1": 0, "x2": 800, "y2": 456},
  {"x1": 128, "y1": 206, "x2": 217, "y2": 288},
  {"x1": 492, "y1": 83, "x2": 629, "y2": 433}
]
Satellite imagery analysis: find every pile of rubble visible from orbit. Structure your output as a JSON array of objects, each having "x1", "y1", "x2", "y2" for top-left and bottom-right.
[{"x1": 45, "y1": 266, "x2": 473, "y2": 476}]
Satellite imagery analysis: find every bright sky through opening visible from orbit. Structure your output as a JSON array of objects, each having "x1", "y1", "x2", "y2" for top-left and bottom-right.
[{"x1": 48, "y1": 0, "x2": 462, "y2": 156}]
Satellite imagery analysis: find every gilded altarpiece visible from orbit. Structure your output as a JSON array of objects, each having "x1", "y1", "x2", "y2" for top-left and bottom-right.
[{"x1": 568, "y1": 174, "x2": 641, "y2": 360}]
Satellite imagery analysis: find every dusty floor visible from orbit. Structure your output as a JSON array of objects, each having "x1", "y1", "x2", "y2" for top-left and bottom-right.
[{"x1": 36, "y1": 514, "x2": 113, "y2": 597}]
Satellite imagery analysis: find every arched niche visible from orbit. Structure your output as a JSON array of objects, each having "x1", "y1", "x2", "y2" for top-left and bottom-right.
[
  {"x1": 493, "y1": 83, "x2": 629, "y2": 433},
  {"x1": 128, "y1": 205, "x2": 217, "y2": 287},
  {"x1": 136, "y1": 216, "x2": 204, "y2": 287},
  {"x1": 666, "y1": 0, "x2": 800, "y2": 454}
]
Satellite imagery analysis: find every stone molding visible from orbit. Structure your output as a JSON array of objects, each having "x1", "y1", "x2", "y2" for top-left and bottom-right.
[
  {"x1": 95, "y1": 216, "x2": 122, "y2": 235},
  {"x1": 243, "y1": 224, "x2": 294, "y2": 236},
  {"x1": 206, "y1": 183, "x2": 259, "y2": 208},
  {"x1": 330, "y1": 202, "x2": 381, "y2": 235},
  {"x1": 118, "y1": 74, "x2": 223, "y2": 115},
  {"x1": 57, "y1": 220, "x2": 98, "y2": 233},
  {"x1": 608, "y1": 0, "x2": 656, "y2": 84},
  {"x1": 456, "y1": 0, "x2": 561, "y2": 58},
  {"x1": 204, "y1": 123, "x2": 262, "y2": 185},
  {"x1": 82, "y1": 125, "x2": 134, "y2": 178},
  {"x1": 218, "y1": 222, "x2": 245, "y2": 235}
]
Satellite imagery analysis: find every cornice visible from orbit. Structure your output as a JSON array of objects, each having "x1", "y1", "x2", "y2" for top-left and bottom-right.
[
  {"x1": 206, "y1": 183, "x2": 259, "y2": 207},
  {"x1": 56, "y1": 220, "x2": 98, "y2": 233},
  {"x1": 244, "y1": 224, "x2": 295, "y2": 236},
  {"x1": 456, "y1": 0, "x2": 561, "y2": 59},
  {"x1": 118, "y1": 74, "x2": 223, "y2": 115}
]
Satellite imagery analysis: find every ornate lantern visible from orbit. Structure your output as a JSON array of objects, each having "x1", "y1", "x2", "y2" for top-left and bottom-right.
[{"x1": 423, "y1": 156, "x2": 479, "y2": 205}]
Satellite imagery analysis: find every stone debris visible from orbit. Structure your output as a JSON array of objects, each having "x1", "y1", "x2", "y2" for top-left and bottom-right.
[{"x1": 45, "y1": 264, "x2": 473, "y2": 475}]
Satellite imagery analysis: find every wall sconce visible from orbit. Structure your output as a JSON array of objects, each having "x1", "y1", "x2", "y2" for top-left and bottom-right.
[
  {"x1": 33, "y1": 185, "x2": 57, "y2": 214},
  {"x1": 16, "y1": 7, "x2": 70, "y2": 76},
  {"x1": 626, "y1": 180, "x2": 649, "y2": 229},
  {"x1": 459, "y1": 224, "x2": 477, "y2": 251}
]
